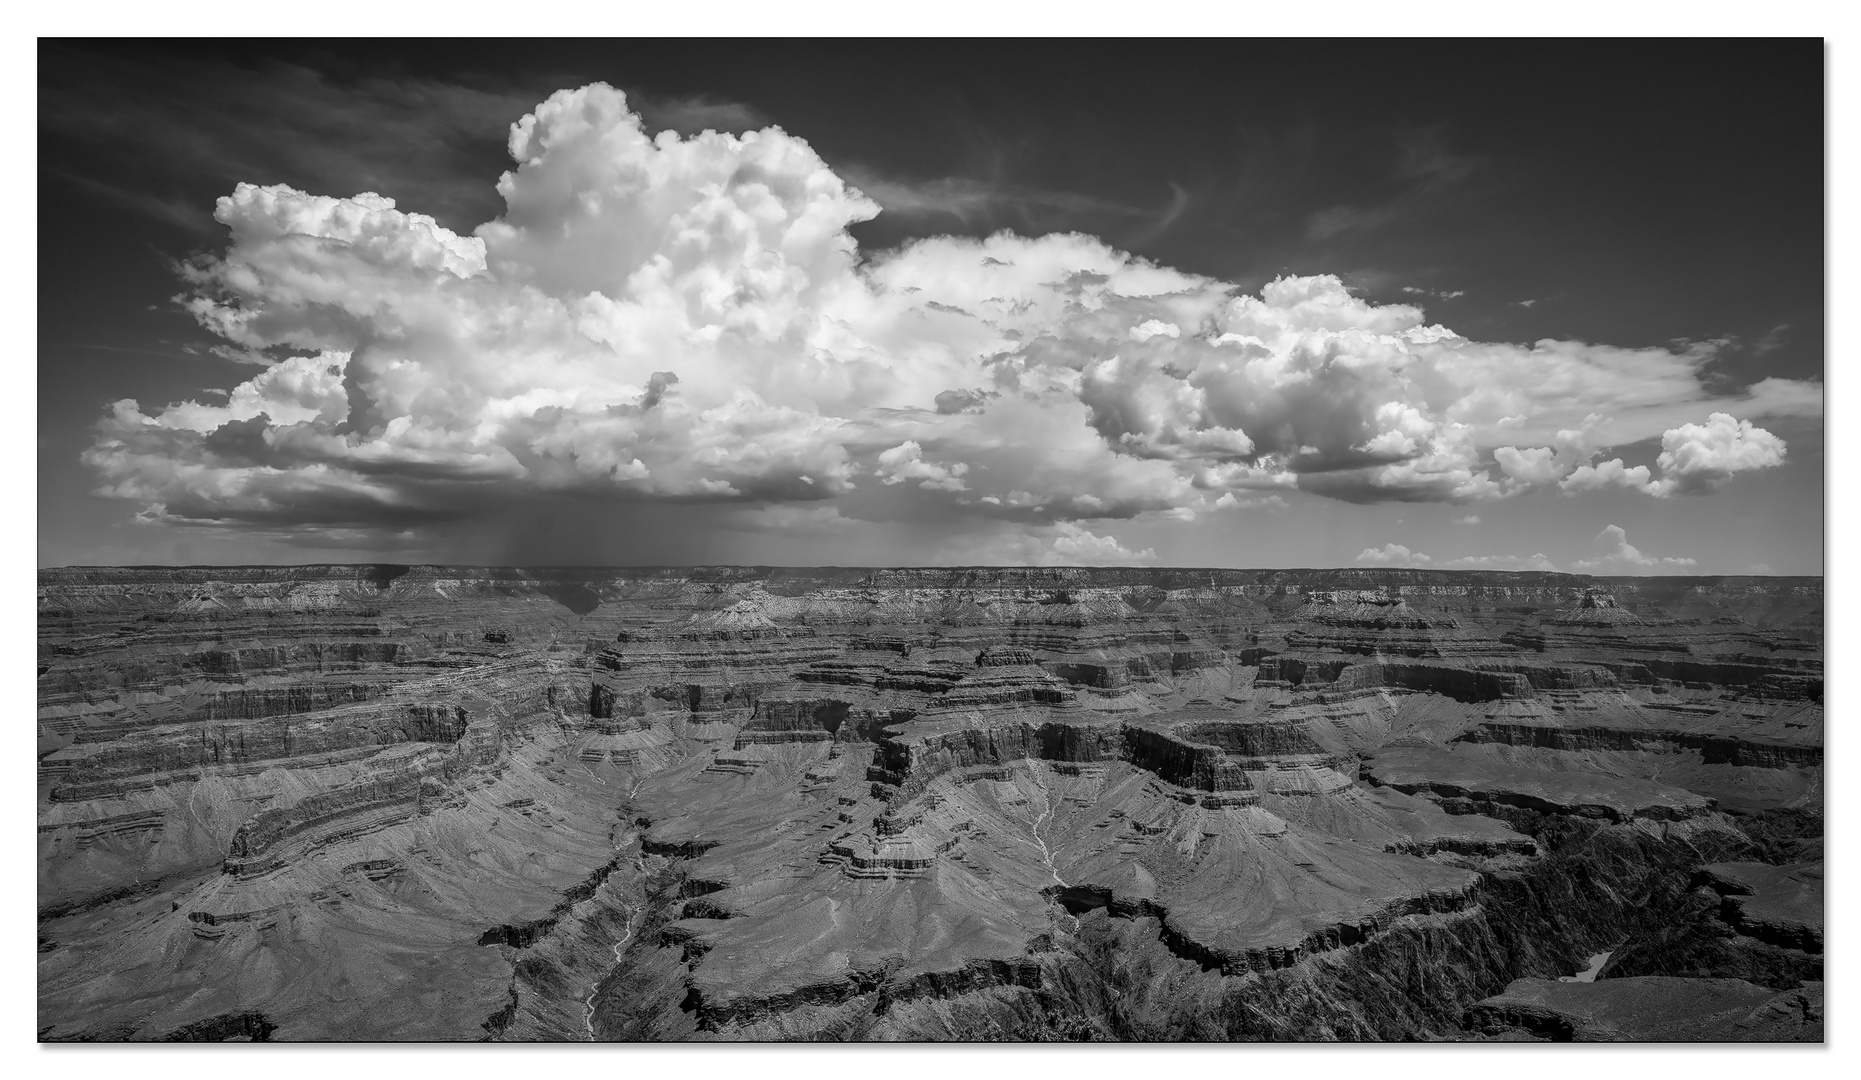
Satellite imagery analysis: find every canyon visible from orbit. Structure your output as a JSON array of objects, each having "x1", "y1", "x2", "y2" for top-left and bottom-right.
[{"x1": 36, "y1": 565, "x2": 1824, "y2": 1042}]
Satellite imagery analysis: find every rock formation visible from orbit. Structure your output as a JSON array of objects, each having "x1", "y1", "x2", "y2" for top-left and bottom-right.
[{"x1": 36, "y1": 566, "x2": 1823, "y2": 1041}]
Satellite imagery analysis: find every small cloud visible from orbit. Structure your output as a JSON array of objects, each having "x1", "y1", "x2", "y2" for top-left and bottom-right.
[
  {"x1": 1129, "y1": 318, "x2": 1181, "y2": 342},
  {"x1": 875, "y1": 440, "x2": 969, "y2": 492},
  {"x1": 1042, "y1": 522, "x2": 1156, "y2": 566},
  {"x1": 1307, "y1": 204, "x2": 1394, "y2": 241},
  {"x1": 1558, "y1": 457, "x2": 1656, "y2": 495},
  {"x1": 1513, "y1": 299, "x2": 1538, "y2": 308},
  {"x1": 935, "y1": 522, "x2": 1157, "y2": 567},
  {"x1": 1570, "y1": 524, "x2": 1697, "y2": 575},
  {"x1": 1440, "y1": 552, "x2": 1559, "y2": 572},
  {"x1": 1214, "y1": 492, "x2": 1288, "y2": 512},
  {"x1": 1753, "y1": 324, "x2": 1791, "y2": 356},
  {"x1": 1357, "y1": 542, "x2": 1431, "y2": 566},
  {"x1": 1453, "y1": 514, "x2": 1480, "y2": 525}
]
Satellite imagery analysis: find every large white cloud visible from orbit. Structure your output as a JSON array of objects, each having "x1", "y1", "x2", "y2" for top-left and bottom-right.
[{"x1": 83, "y1": 83, "x2": 1824, "y2": 540}]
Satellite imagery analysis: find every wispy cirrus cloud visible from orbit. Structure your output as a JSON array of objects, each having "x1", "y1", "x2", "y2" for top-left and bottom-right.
[
  {"x1": 46, "y1": 168, "x2": 221, "y2": 236},
  {"x1": 40, "y1": 43, "x2": 535, "y2": 231},
  {"x1": 1752, "y1": 323, "x2": 1792, "y2": 356},
  {"x1": 1305, "y1": 204, "x2": 1394, "y2": 242},
  {"x1": 1304, "y1": 126, "x2": 1480, "y2": 243},
  {"x1": 629, "y1": 93, "x2": 768, "y2": 136},
  {"x1": 1124, "y1": 182, "x2": 1192, "y2": 247},
  {"x1": 838, "y1": 165, "x2": 1151, "y2": 229}
]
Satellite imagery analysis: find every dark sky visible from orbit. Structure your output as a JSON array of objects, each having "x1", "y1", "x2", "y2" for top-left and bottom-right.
[{"x1": 38, "y1": 39, "x2": 1825, "y2": 571}]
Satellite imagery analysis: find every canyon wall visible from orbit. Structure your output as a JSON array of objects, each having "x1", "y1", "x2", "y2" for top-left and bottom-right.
[{"x1": 37, "y1": 566, "x2": 1823, "y2": 1041}]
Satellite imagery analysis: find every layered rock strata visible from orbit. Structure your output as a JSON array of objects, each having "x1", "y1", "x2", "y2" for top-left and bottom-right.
[{"x1": 37, "y1": 566, "x2": 1822, "y2": 1041}]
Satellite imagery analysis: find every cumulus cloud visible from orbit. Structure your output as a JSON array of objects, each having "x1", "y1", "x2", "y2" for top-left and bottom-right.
[
  {"x1": 1044, "y1": 523, "x2": 1158, "y2": 566},
  {"x1": 875, "y1": 440, "x2": 969, "y2": 491},
  {"x1": 81, "y1": 82, "x2": 1824, "y2": 547},
  {"x1": 1570, "y1": 524, "x2": 1698, "y2": 574},
  {"x1": 1359, "y1": 544, "x2": 1558, "y2": 571},
  {"x1": 941, "y1": 522, "x2": 1157, "y2": 567},
  {"x1": 1651, "y1": 412, "x2": 1790, "y2": 494},
  {"x1": 1551, "y1": 412, "x2": 1789, "y2": 497},
  {"x1": 1558, "y1": 457, "x2": 1656, "y2": 495},
  {"x1": 1214, "y1": 492, "x2": 1288, "y2": 512},
  {"x1": 1357, "y1": 543, "x2": 1431, "y2": 566},
  {"x1": 1454, "y1": 514, "x2": 1480, "y2": 525}
]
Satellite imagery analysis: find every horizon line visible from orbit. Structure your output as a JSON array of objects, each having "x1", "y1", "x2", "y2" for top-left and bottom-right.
[{"x1": 34, "y1": 562, "x2": 1822, "y2": 580}]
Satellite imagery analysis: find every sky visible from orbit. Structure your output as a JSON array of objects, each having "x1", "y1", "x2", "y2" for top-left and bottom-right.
[{"x1": 37, "y1": 39, "x2": 1825, "y2": 573}]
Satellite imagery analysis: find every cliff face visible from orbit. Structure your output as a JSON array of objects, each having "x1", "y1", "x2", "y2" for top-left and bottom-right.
[{"x1": 37, "y1": 566, "x2": 1823, "y2": 1041}]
